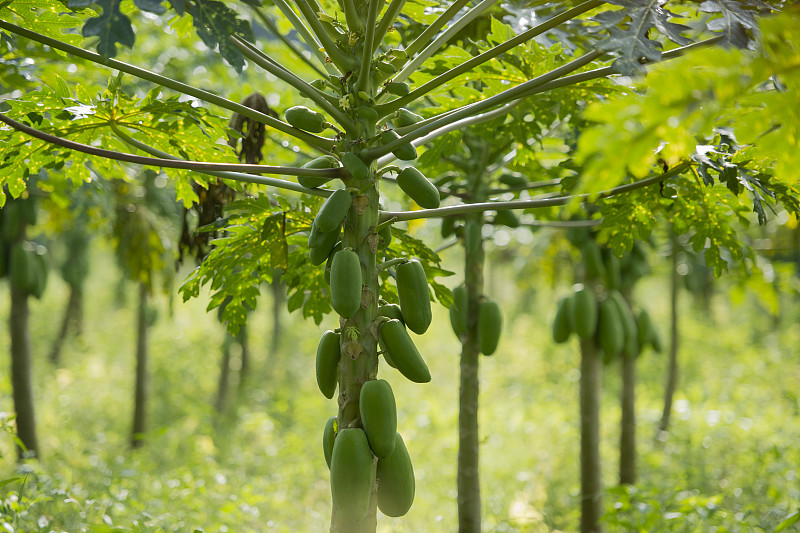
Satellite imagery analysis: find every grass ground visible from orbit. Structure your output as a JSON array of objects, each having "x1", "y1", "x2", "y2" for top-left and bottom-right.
[{"x1": 1, "y1": 243, "x2": 799, "y2": 532}]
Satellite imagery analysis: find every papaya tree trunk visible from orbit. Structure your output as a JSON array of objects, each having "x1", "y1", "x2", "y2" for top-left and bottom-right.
[
  {"x1": 48, "y1": 283, "x2": 82, "y2": 365},
  {"x1": 619, "y1": 289, "x2": 636, "y2": 485},
  {"x1": 236, "y1": 324, "x2": 250, "y2": 391},
  {"x1": 619, "y1": 351, "x2": 636, "y2": 485},
  {"x1": 131, "y1": 283, "x2": 149, "y2": 448},
  {"x1": 216, "y1": 334, "x2": 233, "y2": 413},
  {"x1": 458, "y1": 211, "x2": 485, "y2": 533},
  {"x1": 10, "y1": 281, "x2": 39, "y2": 460},
  {"x1": 270, "y1": 274, "x2": 284, "y2": 357},
  {"x1": 659, "y1": 233, "x2": 680, "y2": 434},
  {"x1": 579, "y1": 338, "x2": 603, "y2": 533},
  {"x1": 331, "y1": 159, "x2": 380, "y2": 532}
]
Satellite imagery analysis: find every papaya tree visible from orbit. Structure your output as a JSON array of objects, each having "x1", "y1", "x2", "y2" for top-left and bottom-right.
[{"x1": 2, "y1": 2, "x2": 799, "y2": 533}]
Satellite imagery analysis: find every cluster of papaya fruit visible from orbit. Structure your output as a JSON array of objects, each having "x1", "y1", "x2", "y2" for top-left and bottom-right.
[
  {"x1": 315, "y1": 257, "x2": 434, "y2": 524},
  {"x1": 0, "y1": 197, "x2": 48, "y2": 299},
  {"x1": 553, "y1": 234, "x2": 662, "y2": 360},
  {"x1": 448, "y1": 285, "x2": 504, "y2": 355},
  {"x1": 552, "y1": 286, "x2": 660, "y2": 360}
]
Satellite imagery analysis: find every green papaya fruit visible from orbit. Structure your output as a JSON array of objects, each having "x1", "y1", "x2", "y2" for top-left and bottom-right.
[
  {"x1": 636, "y1": 309, "x2": 653, "y2": 353},
  {"x1": 582, "y1": 240, "x2": 605, "y2": 280},
  {"x1": 378, "y1": 303, "x2": 404, "y2": 323},
  {"x1": 359, "y1": 379, "x2": 397, "y2": 458},
  {"x1": 377, "y1": 433, "x2": 415, "y2": 517},
  {"x1": 608, "y1": 291, "x2": 637, "y2": 357},
  {"x1": 29, "y1": 248, "x2": 47, "y2": 300},
  {"x1": 342, "y1": 152, "x2": 369, "y2": 181},
  {"x1": 21, "y1": 198, "x2": 36, "y2": 226},
  {"x1": 357, "y1": 105, "x2": 379, "y2": 121},
  {"x1": 498, "y1": 173, "x2": 527, "y2": 187},
  {"x1": 299, "y1": 155, "x2": 339, "y2": 189},
  {"x1": 285, "y1": 105, "x2": 326, "y2": 133},
  {"x1": 396, "y1": 259, "x2": 431, "y2": 334},
  {"x1": 494, "y1": 210, "x2": 520, "y2": 228},
  {"x1": 572, "y1": 287, "x2": 598, "y2": 339},
  {"x1": 314, "y1": 189, "x2": 352, "y2": 233},
  {"x1": 597, "y1": 297, "x2": 624, "y2": 358},
  {"x1": 323, "y1": 416, "x2": 337, "y2": 469},
  {"x1": 380, "y1": 338, "x2": 398, "y2": 368},
  {"x1": 324, "y1": 242, "x2": 343, "y2": 285},
  {"x1": 552, "y1": 295, "x2": 574, "y2": 344},
  {"x1": 566, "y1": 226, "x2": 589, "y2": 247},
  {"x1": 9, "y1": 243, "x2": 33, "y2": 294},
  {"x1": 603, "y1": 249, "x2": 622, "y2": 290},
  {"x1": 396, "y1": 167, "x2": 438, "y2": 208},
  {"x1": 309, "y1": 78, "x2": 328, "y2": 91},
  {"x1": 394, "y1": 108, "x2": 423, "y2": 127},
  {"x1": 330, "y1": 249, "x2": 362, "y2": 318},
  {"x1": 385, "y1": 81, "x2": 410, "y2": 96},
  {"x1": 309, "y1": 224, "x2": 341, "y2": 266},
  {"x1": 378, "y1": 224, "x2": 392, "y2": 249},
  {"x1": 2, "y1": 201, "x2": 23, "y2": 241},
  {"x1": 381, "y1": 130, "x2": 417, "y2": 161},
  {"x1": 478, "y1": 298, "x2": 503, "y2": 356},
  {"x1": 441, "y1": 216, "x2": 456, "y2": 238},
  {"x1": 330, "y1": 428, "x2": 374, "y2": 528},
  {"x1": 316, "y1": 330, "x2": 341, "y2": 399},
  {"x1": 449, "y1": 285, "x2": 467, "y2": 338},
  {"x1": 379, "y1": 320, "x2": 431, "y2": 383}
]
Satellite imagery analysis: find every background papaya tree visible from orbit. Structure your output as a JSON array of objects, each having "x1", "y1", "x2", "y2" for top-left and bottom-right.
[{"x1": 1, "y1": 1, "x2": 799, "y2": 532}]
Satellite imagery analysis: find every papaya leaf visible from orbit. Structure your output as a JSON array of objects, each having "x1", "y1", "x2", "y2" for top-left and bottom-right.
[
  {"x1": 588, "y1": 0, "x2": 691, "y2": 75},
  {"x1": 186, "y1": 0, "x2": 254, "y2": 72},
  {"x1": 699, "y1": 0, "x2": 774, "y2": 49}
]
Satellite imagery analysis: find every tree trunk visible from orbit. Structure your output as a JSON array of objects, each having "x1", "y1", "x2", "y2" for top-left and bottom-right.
[
  {"x1": 330, "y1": 154, "x2": 380, "y2": 533},
  {"x1": 580, "y1": 338, "x2": 603, "y2": 533},
  {"x1": 270, "y1": 274, "x2": 284, "y2": 357},
  {"x1": 48, "y1": 284, "x2": 82, "y2": 365},
  {"x1": 131, "y1": 283, "x2": 149, "y2": 448},
  {"x1": 619, "y1": 351, "x2": 636, "y2": 485},
  {"x1": 659, "y1": 233, "x2": 680, "y2": 434},
  {"x1": 216, "y1": 334, "x2": 233, "y2": 413},
  {"x1": 10, "y1": 282, "x2": 39, "y2": 459},
  {"x1": 458, "y1": 213, "x2": 485, "y2": 533},
  {"x1": 236, "y1": 324, "x2": 250, "y2": 391}
]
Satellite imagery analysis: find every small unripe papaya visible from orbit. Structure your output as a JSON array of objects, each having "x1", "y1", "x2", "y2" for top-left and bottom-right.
[
  {"x1": 285, "y1": 105, "x2": 326, "y2": 133},
  {"x1": 378, "y1": 303, "x2": 404, "y2": 323},
  {"x1": 441, "y1": 216, "x2": 456, "y2": 238},
  {"x1": 377, "y1": 433, "x2": 415, "y2": 517},
  {"x1": 597, "y1": 297, "x2": 624, "y2": 357},
  {"x1": 603, "y1": 249, "x2": 622, "y2": 290},
  {"x1": 316, "y1": 330, "x2": 341, "y2": 399},
  {"x1": 379, "y1": 320, "x2": 431, "y2": 383},
  {"x1": 381, "y1": 130, "x2": 417, "y2": 161},
  {"x1": 498, "y1": 173, "x2": 527, "y2": 187},
  {"x1": 342, "y1": 152, "x2": 369, "y2": 181},
  {"x1": 396, "y1": 167, "x2": 439, "y2": 208},
  {"x1": 330, "y1": 249, "x2": 362, "y2": 317},
  {"x1": 330, "y1": 428, "x2": 374, "y2": 528},
  {"x1": 396, "y1": 259, "x2": 431, "y2": 334},
  {"x1": 378, "y1": 224, "x2": 392, "y2": 249},
  {"x1": 299, "y1": 155, "x2": 339, "y2": 189},
  {"x1": 385, "y1": 81, "x2": 410, "y2": 96},
  {"x1": 572, "y1": 287, "x2": 598, "y2": 339},
  {"x1": 394, "y1": 108, "x2": 422, "y2": 127},
  {"x1": 314, "y1": 189, "x2": 352, "y2": 233},
  {"x1": 552, "y1": 295, "x2": 574, "y2": 344},
  {"x1": 494, "y1": 210, "x2": 520, "y2": 228},
  {"x1": 449, "y1": 285, "x2": 467, "y2": 338},
  {"x1": 323, "y1": 416, "x2": 337, "y2": 469},
  {"x1": 359, "y1": 379, "x2": 397, "y2": 458},
  {"x1": 582, "y1": 240, "x2": 605, "y2": 280},
  {"x1": 324, "y1": 242, "x2": 343, "y2": 284},
  {"x1": 478, "y1": 298, "x2": 503, "y2": 356},
  {"x1": 608, "y1": 291, "x2": 637, "y2": 357},
  {"x1": 308, "y1": 225, "x2": 341, "y2": 266}
]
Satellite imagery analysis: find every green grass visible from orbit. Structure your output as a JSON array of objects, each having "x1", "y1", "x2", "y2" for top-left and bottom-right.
[{"x1": 1, "y1": 245, "x2": 799, "y2": 532}]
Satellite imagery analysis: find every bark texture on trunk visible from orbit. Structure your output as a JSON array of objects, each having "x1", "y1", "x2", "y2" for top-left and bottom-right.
[
  {"x1": 131, "y1": 283, "x2": 149, "y2": 448},
  {"x1": 619, "y1": 351, "x2": 636, "y2": 485},
  {"x1": 659, "y1": 233, "x2": 680, "y2": 434},
  {"x1": 580, "y1": 338, "x2": 603, "y2": 533},
  {"x1": 10, "y1": 283, "x2": 39, "y2": 459},
  {"x1": 458, "y1": 212, "x2": 485, "y2": 533}
]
